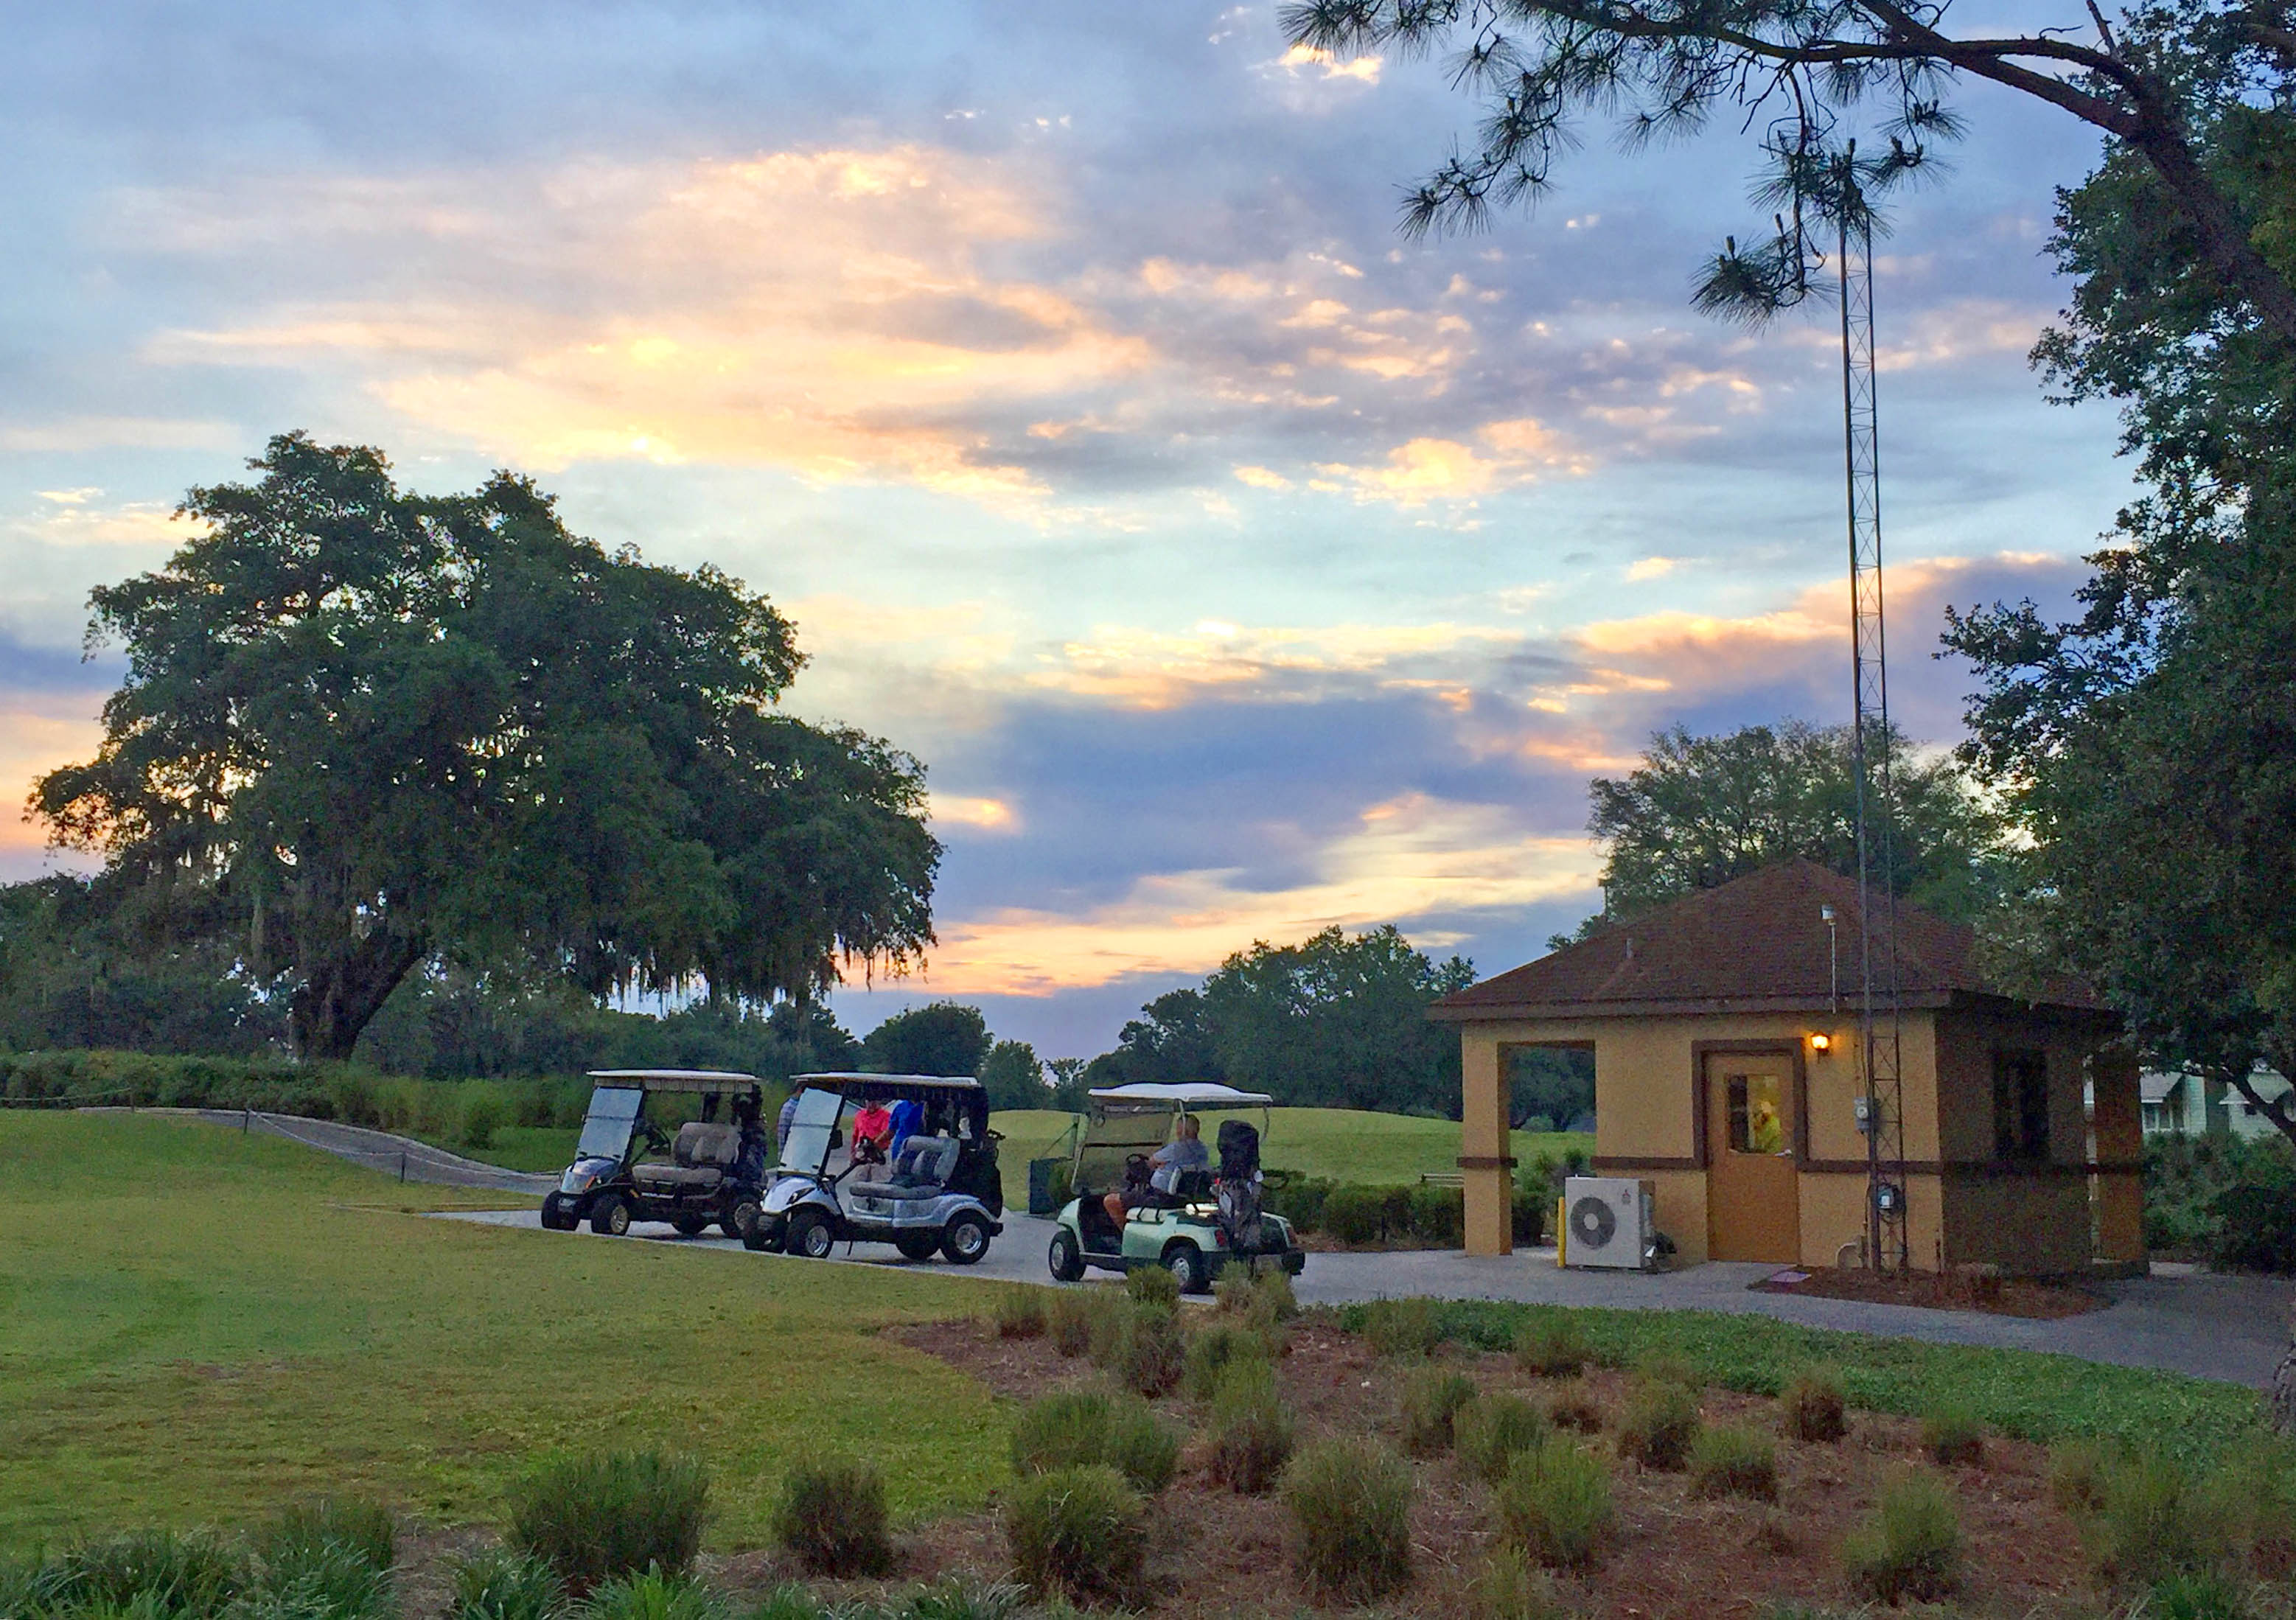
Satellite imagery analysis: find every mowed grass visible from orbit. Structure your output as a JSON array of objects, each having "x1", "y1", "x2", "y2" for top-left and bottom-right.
[
  {"x1": 0, "y1": 1111, "x2": 1003, "y2": 1551},
  {"x1": 990, "y1": 1106, "x2": 1583, "y2": 1208}
]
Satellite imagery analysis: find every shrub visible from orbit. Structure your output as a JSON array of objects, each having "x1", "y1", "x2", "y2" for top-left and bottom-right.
[
  {"x1": 1510, "y1": 1181, "x2": 1549, "y2": 1247},
  {"x1": 1045, "y1": 1290, "x2": 1097, "y2": 1358},
  {"x1": 1261, "y1": 1174, "x2": 1333, "y2": 1235},
  {"x1": 1011, "y1": 1389, "x2": 1177, "y2": 1494},
  {"x1": 43, "y1": 1529, "x2": 245, "y2": 1617},
  {"x1": 1005, "y1": 1465, "x2": 1144, "y2": 1606},
  {"x1": 1252, "y1": 1265, "x2": 1299, "y2": 1322},
  {"x1": 1494, "y1": 1441, "x2": 1615, "y2": 1570},
  {"x1": 1465, "y1": 1545, "x2": 1568, "y2": 1620},
  {"x1": 1406, "y1": 1183, "x2": 1466, "y2": 1246},
  {"x1": 1206, "y1": 1361, "x2": 1294, "y2": 1494},
  {"x1": 1125, "y1": 1264, "x2": 1181, "y2": 1313},
  {"x1": 1545, "y1": 1378, "x2": 1604, "y2": 1434},
  {"x1": 2084, "y1": 1453, "x2": 2210, "y2": 1589},
  {"x1": 448, "y1": 1548, "x2": 564, "y2": 1620},
  {"x1": 506, "y1": 1450, "x2": 709, "y2": 1588},
  {"x1": 1689, "y1": 1425, "x2": 1779, "y2": 1501},
  {"x1": 1615, "y1": 1378, "x2": 1700, "y2": 1470},
  {"x1": 1843, "y1": 1468, "x2": 1961, "y2": 1604},
  {"x1": 1919, "y1": 1400, "x2": 1984, "y2": 1467},
  {"x1": 1456, "y1": 1394, "x2": 1552, "y2": 1486},
  {"x1": 1282, "y1": 1437, "x2": 1414, "y2": 1602},
  {"x1": 1322, "y1": 1184, "x2": 1390, "y2": 1246},
  {"x1": 259, "y1": 1497, "x2": 396, "y2": 1574},
  {"x1": 2148, "y1": 1570, "x2": 2251, "y2": 1620},
  {"x1": 1511, "y1": 1310, "x2": 1591, "y2": 1378},
  {"x1": 1084, "y1": 1291, "x2": 1132, "y2": 1366},
  {"x1": 245, "y1": 1539, "x2": 394, "y2": 1620},
  {"x1": 1781, "y1": 1366, "x2": 1847, "y2": 1444},
  {"x1": 773, "y1": 1459, "x2": 893, "y2": 1577},
  {"x1": 991, "y1": 1288, "x2": 1046, "y2": 1341},
  {"x1": 461, "y1": 1092, "x2": 509, "y2": 1153},
  {"x1": 2196, "y1": 1437, "x2": 2296, "y2": 1577},
  {"x1": 1398, "y1": 1366, "x2": 1479, "y2": 1456},
  {"x1": 1359, "y1": 1296, "x2": 1441, "y2": 1358},
  {"x1": 2210, "y1": 1183, "x2": 2296, "y2": 1274},
  {"x1": 1183, "y1": 1321, "x2": 1271, "y2": 1401},
  {"x1": 1105, "y1": 1302, "x2": 1185, "y2": 1398},
  {"x1": 2048, "y1": 1438, "x2": 2118, "y2": 1515},
  {"x1": 577, "y1": 1566, "x2": 727, "y2": 1620}
]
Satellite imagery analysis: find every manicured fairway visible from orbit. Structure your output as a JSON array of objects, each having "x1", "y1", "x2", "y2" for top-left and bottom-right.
[{"x1": 0, "y1": 1112, "x2": 1002, "y2": 1550}]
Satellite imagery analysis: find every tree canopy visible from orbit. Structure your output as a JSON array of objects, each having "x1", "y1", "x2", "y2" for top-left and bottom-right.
[
  {"x1": 32, "y1": 433, "x2": 939, "y2": 1059},
  {"x1": 859, "y1": 999, "x2": 991, "y2": 1077},
  {"x1": 1576, "y1": 719, "x2": 2006, "y2": 940}
]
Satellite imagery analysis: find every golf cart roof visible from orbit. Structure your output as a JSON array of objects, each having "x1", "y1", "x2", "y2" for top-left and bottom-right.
[
  {"x1": 584, "y1": 1069, "x2": 761, "y2": 1094},
  {"x1": 1087, "y1": 1081, "x2": 1275, "y2": 1111},
  {"x1": 791, "y1": 1072, "x2": 984, "y2": 1095}
]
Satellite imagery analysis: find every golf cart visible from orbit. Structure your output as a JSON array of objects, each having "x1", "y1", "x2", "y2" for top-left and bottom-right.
[
  {"x1": 742, "y1": 1072, "x2": 1004, "y2": 1264},
  {"x1": 542, "y1": 1069, "x2": 770, "y2": 1240},
  {"x1": 1045, "y1": 1081, "x2": 1307, "y2": 1293}
]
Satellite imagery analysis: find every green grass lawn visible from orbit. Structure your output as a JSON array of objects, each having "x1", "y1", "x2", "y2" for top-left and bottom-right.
[
  {"x1": 0, "y1": 1111, "x2": 1004, "y2": 1551},
  {"x1": 989, "y1": 1106, "x2": 1584, "y2": 1209},
  {"x1": 456, "y1": 1123, "x2": 573, "y2": 1174}
]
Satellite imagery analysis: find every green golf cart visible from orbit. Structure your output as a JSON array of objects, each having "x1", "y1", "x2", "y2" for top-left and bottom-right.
[{"x1": 1044, "y1": 1081, "x2": 1306, "y2": 1293}]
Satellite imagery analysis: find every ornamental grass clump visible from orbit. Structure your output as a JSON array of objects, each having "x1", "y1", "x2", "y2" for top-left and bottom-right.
[
  {"x1": 772, "y1": 1459, "x2": 894, "y2": 1577},
  {"x1": 1360, "y1": 1296, "x2": 1442, "y2": 1358},
  {"x1": 1005, "y1": 1465, "x2": 1145, "y2": 1607},
  {"x1": 2195, "y1": 1437, "x2": 2296, "y2": 1577},
  {"x1": 1781, "y1": 1365, "x2": 1848, "y2": 1444},
  {"x1": 1398, "y1": 1366, "x2": 1479, "y2": 1457},
  {"x1": 1125, "y1": 1264, "x2": 1182, "y2": 1313},
  {"x1": 1545, "y1": 1378, "x2": 1605, "y2": 1434},
  {"x1": 991, "y1": 1288, "x2": 1046, "y2": 1341},
  {"x1": 1106, "y1": 1302, "x2": 1186, "y2": 1399},
  {"x1": 1183, "y1": 1320, "x2": 1271, "y2": 1401},
  {"x1": 447, "y1": 1548, "x2": 564, "y2": 1620},
  {"x1": 1688, "y1": 1425, "x2": 1779, "y2": 1502},
  {"x1": 1494, "y1": 1441, "x2": 1616, "y2": 1571},
  {"x1": 2048, "y1": 1438, "x2": 2118, "y2": 1515},
  {"x1": 1463, "y1": 1546, "x2": 1571, "y2": 1620},
  {"x1": 1512, "y1": 1310, "x2": 1591, "y2": 1378},
  {"x1": 259, "y1": 1497, "x2": 397, "y2": 1575},
  {"x1": 1046, "y1": 1290, "x2": 1098, "y2": 1358},
  {"x1": 1843, "y1": 1468, "x2": 1962, "y2": 1604},
  {"x1": 2082, "y1": 1452, "x2": 2211, "y2": 1590},
  {"x1": 577, "y1": 1566, "x2": 727, "y2": 1620},
  {"x1": 1615, "y1": 1378, "x2": 1700, "y2": 1470},
  {"x1": 247, "y1": 1539, "x2": 396, "y2": 1620},
  {"x1": 1205, "y1": 1360, "x2": 1295, "y2": 1494},
  {"x1": 1011, "y1": 1389, "x2": 1177, "y2": 1493},
  {"x1": 1919, "y1": 1400, "x2": 1985, "y2": 1467},
  {"x1": 1282, "y1": 1436, "x2": 1415, "y2": 1603},
  {"x1": 35, "y1": 1529, "x2": 245, "y2": 1619},
  {"x1": 1456, "y1": 1393, "x2": 1552, "y2": 1486},
  {"x1": 506, "y1": 1449, "x2": 708, "y2": 1588}
]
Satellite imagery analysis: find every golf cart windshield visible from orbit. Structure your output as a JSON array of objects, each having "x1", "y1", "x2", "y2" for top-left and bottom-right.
[
  {"x1": 779, "y1": 1087, "x2": 845, "y2": 1175},
  {"x1": 575, "y1": 1086, "x2": 643, "y2": 1161}
]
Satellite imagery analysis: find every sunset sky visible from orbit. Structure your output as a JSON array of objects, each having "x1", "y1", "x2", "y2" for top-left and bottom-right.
[{"x1": 2, "y1": 4, "x2": 2130, "y2": 1057}]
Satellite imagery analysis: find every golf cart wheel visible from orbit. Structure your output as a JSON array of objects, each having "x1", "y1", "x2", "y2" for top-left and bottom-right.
[
  {"x1": 726, "y1": 1200, "x2": 761, "y2": 1242},
  {"x1": 893, "y1": 1232, "x2": 940, "y2": 1262},
  {"x1": 671, "y1": 1215, "x2": 708, "y2": 1237},
  {"x1": 1047, "y1": 1227, "x2": 1086, "y2": 1283},
  {"x1": 786, "y1": 1207, "x2": 837, "y2": 1260},
  {"x1": 541, "y1": 1193, "x2": 567, "y2": 1230},
  {"x1": 940, "y1": 1212, "x2": 993, "y2": 1265},
  {"x1": 591, "y1": 1195, "x2": 631, "y2": 1237},
  {"x1": 1162, "y1": 1240, "x2": 1210, "y2": 1294}
]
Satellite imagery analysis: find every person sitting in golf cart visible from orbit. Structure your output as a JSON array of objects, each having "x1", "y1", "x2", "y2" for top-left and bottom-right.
[
  {"x1": 850, "y1": 1095, "x2": 894, "y2": 1172},
  {"x1": 1100, "y1": 1113, "x2": 1208, "y2": 1227}
]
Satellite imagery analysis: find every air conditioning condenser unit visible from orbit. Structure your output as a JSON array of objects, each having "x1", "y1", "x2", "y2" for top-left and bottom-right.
[{"x1": 1562, "y1": 1175, "x2": 1655, "y2": 1270}]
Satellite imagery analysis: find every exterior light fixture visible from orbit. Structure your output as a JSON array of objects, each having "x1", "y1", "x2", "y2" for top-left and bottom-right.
[{"x1": 1810, "y1": 1033, "x2": 1832, "y2": 1053}]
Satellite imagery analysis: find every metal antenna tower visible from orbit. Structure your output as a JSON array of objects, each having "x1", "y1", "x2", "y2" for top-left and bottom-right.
[{"x1": 1836, "y1": 170, "x2": 1908, "y2": 1274}]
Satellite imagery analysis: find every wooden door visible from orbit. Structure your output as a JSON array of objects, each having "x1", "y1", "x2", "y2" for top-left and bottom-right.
[{"x1": 1705, "y1": 1053, "x2": 1800, "y2": 1263}]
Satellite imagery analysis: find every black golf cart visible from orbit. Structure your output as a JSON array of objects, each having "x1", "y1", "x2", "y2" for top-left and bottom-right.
[
  {"x1": 744, "y1": 1072, "x2": 1005, "y2": 1263},
  {"x1": 542, "y1": 1069, "x2": 770, "y2": 1240}
]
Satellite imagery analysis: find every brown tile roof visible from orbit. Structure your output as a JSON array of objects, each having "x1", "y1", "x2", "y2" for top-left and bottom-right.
[{"x1": 1434, "y1": 859, "x2": 2107, "y2": 1020}]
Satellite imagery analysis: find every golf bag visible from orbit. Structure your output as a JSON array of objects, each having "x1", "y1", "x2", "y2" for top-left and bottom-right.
[{"x1": 1214, "y1": 1120, "x2": 1268, "y2": 1253}]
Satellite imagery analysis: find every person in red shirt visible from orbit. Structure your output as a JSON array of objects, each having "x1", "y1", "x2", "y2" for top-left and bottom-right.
[{"x1": 850, "y1": 1097, "x2": 893, "y2": 1168}]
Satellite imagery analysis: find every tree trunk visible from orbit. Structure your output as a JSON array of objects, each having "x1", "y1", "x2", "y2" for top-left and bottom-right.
[
  {"x1": 288, "y1": 925, "x2": 429, "y2": 1061},
  {"x1": 2273, "y1": 1314, "x2": 2296, "y2": 1436}
]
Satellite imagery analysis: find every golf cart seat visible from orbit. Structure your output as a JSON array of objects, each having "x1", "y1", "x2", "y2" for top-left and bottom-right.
[
  {"x1": 632, "y1": 1121, "x2": 742, "y2": 1193},
  {"x1": 871, "y1": 1134, "x2": 960, "y2": 1201}
]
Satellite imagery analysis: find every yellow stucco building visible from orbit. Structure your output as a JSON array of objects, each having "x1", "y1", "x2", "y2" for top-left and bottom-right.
[{"x1": 1435, "y1": 862, "x2": 2145, "y2": 1274}]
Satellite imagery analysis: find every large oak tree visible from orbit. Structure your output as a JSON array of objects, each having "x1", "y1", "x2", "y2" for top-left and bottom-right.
[{"x1": 34, "y1": 434, "x2": 939, "y2": 1059}]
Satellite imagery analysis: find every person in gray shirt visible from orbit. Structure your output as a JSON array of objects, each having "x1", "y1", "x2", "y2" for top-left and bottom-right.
[{"x1": 1100, "y1": 1113, "x2": 1210, "y2": 1229}]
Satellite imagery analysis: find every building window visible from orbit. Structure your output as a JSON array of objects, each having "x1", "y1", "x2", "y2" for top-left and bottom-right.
[
  {"x1": 1992, "y1": 1050, "x2": 2049, "y2": 1161},
  {"x1": 1726, "y1": 1073, "x2": 1786, "y2": 1154}
]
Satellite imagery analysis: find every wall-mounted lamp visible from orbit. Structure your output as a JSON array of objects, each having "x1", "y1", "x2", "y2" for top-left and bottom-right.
[{"x1": 1809, "y1": 1033, "x2": 1832, "y2": 1053}]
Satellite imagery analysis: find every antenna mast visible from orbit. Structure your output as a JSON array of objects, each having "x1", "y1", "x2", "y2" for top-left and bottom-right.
[{"x1": 1838, "y1": 164, "x2": 1908, "y2": 1274}]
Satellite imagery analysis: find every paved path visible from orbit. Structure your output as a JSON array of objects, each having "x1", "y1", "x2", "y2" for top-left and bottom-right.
[
  {"x1": 95, "y1": 1107, "x2": 559, "y2": 1195},
  {"x1": 432, "y1": 1207, "x2": 2292, "y2": 1390}
]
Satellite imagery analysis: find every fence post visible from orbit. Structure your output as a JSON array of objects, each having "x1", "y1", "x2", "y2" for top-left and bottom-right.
[
  {"x1": 243, "y1": 1108, "x2": 251, "y2": 1134},
  {"x1": 399, "y1": 1152, "x2": 407, "y2": 1184}
]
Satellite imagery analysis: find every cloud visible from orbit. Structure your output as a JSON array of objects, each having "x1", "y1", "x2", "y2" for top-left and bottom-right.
[
  {"x1": 1260, "y1": 44, "x2": 1384, "y2": 86},
  {"x1": 1624, "y1": 556, "x2": 1676, "y2": 582}
]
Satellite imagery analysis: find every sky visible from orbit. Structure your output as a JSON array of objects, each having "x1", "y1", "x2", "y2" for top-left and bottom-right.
[{"x1": 1, "y1": 3, "x2": 2134, "y2": 1060}]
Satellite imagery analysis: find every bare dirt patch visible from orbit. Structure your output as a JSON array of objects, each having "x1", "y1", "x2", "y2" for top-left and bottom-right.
[
  {"x1": 857, "y1": 1314, "x2": 2098, "y2": 1619},
  {"x1": 1751, "y1": 1265, "x2": 2107, "y2": 1320}
]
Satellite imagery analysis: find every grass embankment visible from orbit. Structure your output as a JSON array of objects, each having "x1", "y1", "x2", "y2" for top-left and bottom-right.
[
  {"x1": 0, "y1": 1112, "x2": 1003, "y2": 1551},
  {"x1": 990, "y1": 1107, "x2": 1583, "y2": 1209},
  {"x1": 1344, "y1": 1299, "x2": 2263, "y2": 1468}
]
